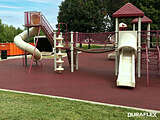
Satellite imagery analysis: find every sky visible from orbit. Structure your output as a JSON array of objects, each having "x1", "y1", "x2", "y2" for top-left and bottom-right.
[{"x1": 0, "y1": 0, "x2": 63, "y2": 29}]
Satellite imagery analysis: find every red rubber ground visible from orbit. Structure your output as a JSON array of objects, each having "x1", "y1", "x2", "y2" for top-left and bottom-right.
[{"x1": 0, "y1": 53, "x2": 160, "y2": 110}]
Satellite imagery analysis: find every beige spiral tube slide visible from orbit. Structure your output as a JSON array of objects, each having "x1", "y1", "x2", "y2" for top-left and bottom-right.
[{"x1": 14, "y1": 27, "x2": 42, "y2": 60}]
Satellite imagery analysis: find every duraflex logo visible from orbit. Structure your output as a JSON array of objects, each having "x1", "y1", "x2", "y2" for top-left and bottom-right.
[{"x1": 127, "y1": 112, "x2": 157, "y2": 118}]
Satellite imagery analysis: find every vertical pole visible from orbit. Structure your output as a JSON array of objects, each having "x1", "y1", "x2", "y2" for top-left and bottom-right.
[
  {"x1": 71, "y1": 31, "x2": 74, "y2": 72},
  {"x1": 115, "y1": 18, "x2": 119, "y2": 76},
  {"x1": 28, "y1": 27, "x2": 41, "y2": 73},
  {"x1": 25, "y1": 27, "x2": 29, "y2": 67},
  {"x1": 138, "y1": 17, "x2": 141, "y2": 78},
  {"x1": 33, "y1": 36, "x2": 36, "y2": 45},
  {"x1": 60, "y1": 32, "x2": 63, "y2": 45},
  {"x1": 146, "y1": 48, "x2": 149, "y2": 87},
  {"x1": 54, "y1": 32, "x2": 57, "y2": 71},
  {"x1": 76, "y1": 32, "x2": 79, "y2": 70},
  {"x1": 133, "y1": 24, "x2": 136, "y2": 31},
  {"x1": 147, "y1": 23, "x2": 151, "y2": 48},
  {"x1": 60, "y1": 32, "x2": 62, "y2": 37},
  {"x1": 79, "y1": 33, "x2": 82, "y2": 48}
]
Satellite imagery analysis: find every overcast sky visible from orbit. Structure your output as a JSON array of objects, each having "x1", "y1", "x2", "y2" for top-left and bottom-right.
[{"x1": 0, "y1": 0, "x2": 63, "y2": 29}]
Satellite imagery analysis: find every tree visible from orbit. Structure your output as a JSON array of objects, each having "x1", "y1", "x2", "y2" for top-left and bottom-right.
[
  {"x1": 127, "y1": 0, "x2": 160, "y2": 30},
  {"x1": 57, "y1": 0, "x2": 124, "y2": 32},
  {"x1": 0, "y1": 19, "x2": 23, "y2": 43},
  {"x1": 111, "y1": 0, "x2": 160, "y2": 30},
  {"x1": 57, "y1": 0, "x2": 159, "y2": 32}
]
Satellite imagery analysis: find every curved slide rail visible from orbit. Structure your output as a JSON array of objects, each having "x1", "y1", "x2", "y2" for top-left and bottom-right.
[
  {"x1": 14, "y1": 27, "x2": 42, "y2": 60},
  {"x1": 117, "y1": 31, "x2": 137, "y2": 87}
]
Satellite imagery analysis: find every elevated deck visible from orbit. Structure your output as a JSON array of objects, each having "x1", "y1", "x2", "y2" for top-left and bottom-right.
[
  {"x1": 24, "y1": 11, "x2": 54, "y2": 47},
  {"x1": 24, "y1": 11, "x2": 41, "y2": 27}
]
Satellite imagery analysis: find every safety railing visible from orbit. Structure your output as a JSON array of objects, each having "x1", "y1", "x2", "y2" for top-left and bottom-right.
[
  {"x1": 41, "y1": 14, "x2": 54, "y2": 46},
  {"x1": 78, "y1": 32, "x2": 115, "y2": 44}
]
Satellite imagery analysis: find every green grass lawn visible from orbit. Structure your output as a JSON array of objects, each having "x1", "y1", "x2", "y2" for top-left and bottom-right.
[{"x1": 0, "y1": 90, "x2": 159, "y2": 120}]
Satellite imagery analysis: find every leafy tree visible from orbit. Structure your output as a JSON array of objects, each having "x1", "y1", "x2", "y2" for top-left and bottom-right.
[
  {"x1": 57, "y1": 0, "x2": 159, "y2": 32},
  {"x1": 127, "y1": 0, "x2": 160, "y2": 30},
  {"x1": 0, "y1": 19, "x2": 23, "y2": 43},
  {"x1": 57, "y1": 0, "x2": 125, "y2": 32}
]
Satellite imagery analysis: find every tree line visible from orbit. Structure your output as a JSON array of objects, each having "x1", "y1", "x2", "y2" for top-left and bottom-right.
[
  {"x1": 0, "y1": 0, "x2": 159, "y2": 43},
  {"x1": 0, "y1": 19, "x2": 23, "y2": 43},
  {"x1": 0, "y1": 19, "x2": 46, "y2": 43},
  {"x1": 57, "y1": 0, "x2": 160, "y2": 32}
]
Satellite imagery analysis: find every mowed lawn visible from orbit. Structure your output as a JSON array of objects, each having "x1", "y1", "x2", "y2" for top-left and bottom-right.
[{"x1": 0, "y1": 90, "x2": 159, "y2": 120}]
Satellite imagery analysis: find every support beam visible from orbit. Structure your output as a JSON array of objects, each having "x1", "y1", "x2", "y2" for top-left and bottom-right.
[
  {"x1": 25, "y1": 27, "x2": 29, "y2": 67},
  {"x1": 115, "y1": 18, "x2": 119, "y2": 76},
  {"x1": 71, "y1": 32, "x2": 74, "y2": 72},
  {"x1": 28, "y1": 27, "x2": 41, "y2": 73},
  {"x1": 54, "y1": 32, "x2": 57, "y2": 71},
  {"x1": 133, "y1": 24, "x2": 136, "y2": 31},
  {"x1": 147, "y1": 23, "x2": 151, "y2": 48},
  {"x1": 76, "y1": 32, "x2": 79, "y2": 70},
  {"x1": 138, "y1": 17, "x2": 142, "y2": 78}
]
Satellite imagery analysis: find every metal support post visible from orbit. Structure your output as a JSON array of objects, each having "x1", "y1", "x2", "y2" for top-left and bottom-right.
[
  {"x1": 115, "y1": 18, "x2": 119, "y2": 76},
  {"x1": 147, "y1": 23, "x2": 151, "y2": 48},
  {"x1": 25, "y1": 27, "x2": 29, "y2": 67},
  {"x1": 138, "y1": 17, "x2": 141, "y2": 78},
  {"x1": 71, "y1": 31, "x2": 74, "y2": 72},
  {"x1": 76, "y1": 32, "x2": 79, "y2": 70},
  {"x1": 133, "y1": 24, "x2": 136, "y2": 31},
  {"x1": 54, "y1": 32, "x2": 57, "y2": 71}
]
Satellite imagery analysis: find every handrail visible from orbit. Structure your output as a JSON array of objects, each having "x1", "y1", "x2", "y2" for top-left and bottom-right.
[
  {"x1": 41, "y1": 16, "x2": 53, "y2": 40},
  {"x1": 40, "y1": 14, "x2": 55, "y2": 46},
  {"x1": 41, "y1": 14, "x2": 54, "y2": 33},
  {"x1": 41, "y1": 17, "x2": 52, "y2": 34},
  {"x1": 42, "y1": 14, "x2": 53, "y2": 30}
]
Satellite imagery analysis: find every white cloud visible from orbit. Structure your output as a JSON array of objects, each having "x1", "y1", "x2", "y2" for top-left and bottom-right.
[
  {"x1": 0, "y1": 10, "x2": 23, "y2": 16},
  {"x1": 0, "y1": 10, "x2": 24, "y2": 28},
  {"x1": 0, "y1": 5, "x2": 22, "y2": 9},
  {"x1": 27, "y1": 0, "x2": 52, "y2": 3},
  {"x1": 28, "y1": 0, "x2": 63, "y2": 4}
]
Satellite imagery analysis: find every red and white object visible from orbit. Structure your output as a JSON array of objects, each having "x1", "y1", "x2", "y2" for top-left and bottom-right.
[{"x1": 119, "y1": 23, "x2": 127, "y2": 30}]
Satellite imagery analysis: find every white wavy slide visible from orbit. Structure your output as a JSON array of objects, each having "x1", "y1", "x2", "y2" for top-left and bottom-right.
[
  {"x1": 117, "y1": 31, "x2": 137, "y2": 87},
  {"x1": 14, "y1": 27, "x2": 42, "y2": 60}
]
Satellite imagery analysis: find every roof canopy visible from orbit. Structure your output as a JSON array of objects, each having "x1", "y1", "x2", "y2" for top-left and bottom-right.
[
  {"x1": 112, "y1": 3, "x2": 144, "y2": 18},
  {"x1": 131, "y1": 16, "x2": 152, "y2": 23}
]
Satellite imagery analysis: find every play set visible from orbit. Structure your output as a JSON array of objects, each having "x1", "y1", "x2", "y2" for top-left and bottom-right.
[{"x1": 0, "y1": 3, "x2": 158, "y2": 88}]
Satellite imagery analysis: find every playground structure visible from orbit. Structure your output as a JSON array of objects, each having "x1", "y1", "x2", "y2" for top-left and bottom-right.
[
  {"x1": 14, "y1": 11, "x2": 115, "y2": 73},
  {"x1": 132, "y1": 15, "x2": 160, "y2": 86},
  {"x1": 112, "y1": 3, "x2": 144, "y2": 87},
  {"x1": 112, "y1": 3, "x2": 160, "y2": 87},
  {"x1": 13, "y1": 3, "x2": 160, "y2": 88}
]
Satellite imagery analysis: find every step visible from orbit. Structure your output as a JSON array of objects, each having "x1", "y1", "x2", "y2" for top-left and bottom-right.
[
  {"x1": 56, "y1": 44, "x2": 64, "y2": 48},
  {"x1": 56, "y1": 36, "x2": 64, "y2": 41},
  {"x1": 56, "y1": 67, "x2": 64, "y2": 71},
  {"x1": 56, "y1": 59, "x2": 64, "y2": 64}
]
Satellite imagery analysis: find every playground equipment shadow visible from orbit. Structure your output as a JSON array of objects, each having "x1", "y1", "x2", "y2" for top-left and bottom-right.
[{"x1": 0, "y1": 53, "x2": 160, "y2": 111}]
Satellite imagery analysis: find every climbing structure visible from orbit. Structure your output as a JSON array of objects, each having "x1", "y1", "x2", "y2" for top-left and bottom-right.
[
  {"x1": 56, "y1": 35, "x2": 64, "y2": 73},
  {"x1": 141, "y1": 31, "x2": 160, "y2": 86},
  {"x1": 132, "y1": 15, "x2": 160, "y2": 86}
]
